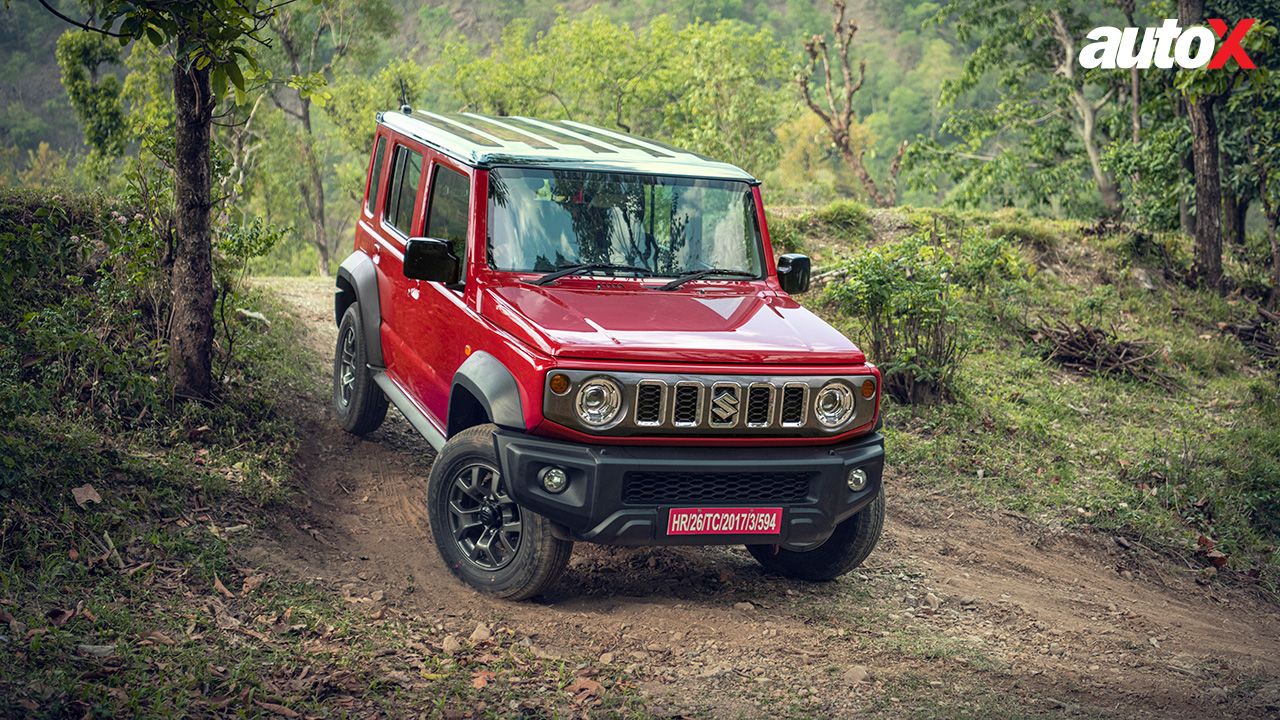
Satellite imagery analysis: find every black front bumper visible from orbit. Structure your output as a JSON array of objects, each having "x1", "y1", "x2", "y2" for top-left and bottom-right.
[{"x1": 493, "y1": 430, "x2": 884, "y2": 546}]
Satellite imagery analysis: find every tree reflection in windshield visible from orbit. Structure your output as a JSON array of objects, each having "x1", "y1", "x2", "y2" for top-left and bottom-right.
[{"x1": 486, "y1": 168, "x2": 762, "y2": 278}]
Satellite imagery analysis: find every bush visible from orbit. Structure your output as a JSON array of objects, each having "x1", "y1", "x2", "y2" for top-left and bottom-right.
[
  {"x1": 813, "y1": 199, "x2": 872, "y2": 241},
  {"x1": 953, "y1": 230, "x2": 1029, "y2": 295},
  {"x1": 825, "y1": 232, "x2": 965, "y2": 405}
]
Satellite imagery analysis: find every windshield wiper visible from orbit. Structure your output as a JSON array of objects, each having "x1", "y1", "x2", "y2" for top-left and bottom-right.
[
  {"x1": 529, "y1": 263, "x2": 655, "y2": 286},
  {"x1": 657, "y1": 268, "x2": 757, "y2": 291}
]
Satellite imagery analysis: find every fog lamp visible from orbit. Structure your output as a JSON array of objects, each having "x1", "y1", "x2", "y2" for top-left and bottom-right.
[
  {"x1": 847, "y1": 468, "x2": 868, "y2": 492},
  {"x1": 539, "y1": 466, "x2": 569, "y2": 494}
]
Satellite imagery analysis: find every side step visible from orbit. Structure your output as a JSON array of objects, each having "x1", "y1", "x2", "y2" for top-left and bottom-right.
[{"x1": 371, "y1": 371, "x2": 446, "y2": 451}]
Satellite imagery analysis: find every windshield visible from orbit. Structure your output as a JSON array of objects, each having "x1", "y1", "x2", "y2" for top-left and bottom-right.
[{"x1": 486, "y1": 168, "x2": 764, "y2": 277}]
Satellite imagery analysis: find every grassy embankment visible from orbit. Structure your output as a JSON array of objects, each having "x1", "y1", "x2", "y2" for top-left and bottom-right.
[
  {"x1": 772, "y1": 201, "x2": 1280, "y2": 591},
  {"x1": 0, "y1": 189, "x2": 645, "y2": 718}
]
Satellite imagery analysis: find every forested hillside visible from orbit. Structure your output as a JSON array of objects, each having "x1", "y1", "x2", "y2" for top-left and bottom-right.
[{"x1": 11, "y1": 0, "x2": 1273, "y2": 279}]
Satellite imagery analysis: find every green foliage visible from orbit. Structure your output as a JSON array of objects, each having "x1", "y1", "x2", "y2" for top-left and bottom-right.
[
  {"x1": 952, "y1": 230, "x2": 1031, "y2": 303},
  {"x1": 813, "y1": 200, "x2": 873, "y2": 240},
  {"x1": 825, "y1": 232, "x2": 965, "y2": 405},
  {"x1": 438, "y1": 10, "x2": 791, "y2": 177},
  {"x1": 54, "y1": 31, "x2": 126, "y2": 166}
]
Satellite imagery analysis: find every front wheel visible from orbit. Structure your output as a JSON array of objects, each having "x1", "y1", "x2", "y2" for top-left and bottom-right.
[
  {"x1": 746, "y1": 489, "x2": 884, "y2": 581},
  {"x1": 427, "y1": 424, "x2": 572, "y2": 600}
]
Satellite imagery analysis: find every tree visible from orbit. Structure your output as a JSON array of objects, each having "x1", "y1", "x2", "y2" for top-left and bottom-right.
[
  {"x1": 438, "y1": 11, "x2": 791, "y2": 177},
  {"x1": 924, "y1": 1, "x2": 1124, "y2": 215},
  {"x1": 36, "y1": 0, "x2": 281, "y2": 400},
  {"x1": 796, "y1": 0, "x2": 906, "y2": 208},
  {"x1": 263, "y1": 0, "x2": 391, "y2": 275}
]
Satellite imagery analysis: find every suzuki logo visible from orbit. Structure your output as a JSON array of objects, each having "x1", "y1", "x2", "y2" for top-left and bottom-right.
[{"x1": 711, "y1": 387, "x2": 740, "y2": 424}]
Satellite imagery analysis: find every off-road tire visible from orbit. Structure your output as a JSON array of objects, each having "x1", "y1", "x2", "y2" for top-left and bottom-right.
[
  {"x1": 746, "y1": 489, "x2": 884, "y2": 581},
  {"x1": 427, "y1": 424, "x2": 572, "y2": 600},
  {"x1": 333, "y1": 303, "x2": 388, "y2": 435}
]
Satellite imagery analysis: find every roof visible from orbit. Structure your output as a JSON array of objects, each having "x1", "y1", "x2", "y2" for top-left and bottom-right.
[{"x1": 377, "y1": 110, "x2": 757, "y2": 183}]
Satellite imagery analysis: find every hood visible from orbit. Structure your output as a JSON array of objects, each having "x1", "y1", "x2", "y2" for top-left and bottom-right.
[{"x1": 481, "y1": 280, "x2": 865, "y2": 365}]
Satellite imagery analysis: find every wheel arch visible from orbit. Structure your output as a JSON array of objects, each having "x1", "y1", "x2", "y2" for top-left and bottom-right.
[
  {"x1": 336, "y1": 252, "x2": 383, "y2": 367},
  {"x1": 448, "y1": 351, "x2": 526, "y2": 436}
]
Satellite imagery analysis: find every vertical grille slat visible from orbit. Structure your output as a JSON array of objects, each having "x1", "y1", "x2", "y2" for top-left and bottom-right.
[
  {"x1": 673, "y1": 384, "x2": 701, "y2": 426},
  {"x1": 781, "y1": 385, "x2": 806, "y2": 426},
  {"x1": 746, "y1": 385, "x2": 772, "y2": 427},
  {"x1": 635, "y1": 382, "x2": 663, "y2": 425}
]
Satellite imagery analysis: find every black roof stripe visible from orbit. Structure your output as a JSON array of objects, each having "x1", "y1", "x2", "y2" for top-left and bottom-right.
[
  {"x1": 549, "y1": 120, "x2": 672, "y2": 158},
  {"x1": 499, "y1": 117, "x2": 616, "y2": 154},
  {"x1": 411, "y1": 111, "x2": 501, "y2": 147},
  {"x1": 450, "y1": 113, "x2": 557, "y2": 150}
]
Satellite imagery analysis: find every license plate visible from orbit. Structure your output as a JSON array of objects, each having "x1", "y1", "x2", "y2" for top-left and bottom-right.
[{"x1": 666, "y1": 507, "x2": 783, "y2": 536}]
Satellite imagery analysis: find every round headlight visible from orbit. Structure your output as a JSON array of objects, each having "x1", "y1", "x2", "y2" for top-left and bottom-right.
[
  {"x1": 814, "y1": 382, "x2": 856, "y2": 428},
  {"x1": 575, "y1": 377, "x2": 623, "y2": 427}
]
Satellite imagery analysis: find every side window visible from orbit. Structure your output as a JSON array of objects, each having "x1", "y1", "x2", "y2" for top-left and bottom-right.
[
  {"x1": 423, "y1": 164, "x2": 472, "y2": 267},
  {"x1": 364, "y1": 136, "x2": 387, "y2": 215},
  {"x1": 383, "y1": 145, "x2": 422, "y2": 236}
]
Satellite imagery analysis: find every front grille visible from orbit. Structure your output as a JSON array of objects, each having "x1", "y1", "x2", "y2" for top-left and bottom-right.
[
  {"x1": 673, "y1": 384, "x2": 701, "y2": 426},
  {"x1": 746, "y1": 385, "x2": 772, "y2": 426},
  {"x1": 635, "y1": 382, "x2": 663, "y2": 425},
  {"x1": 780, "y1": 385, "x2": 806, "y2": 425},
  {"x1": 623, "y1": 471, "x2": 812, "y2": 505}
]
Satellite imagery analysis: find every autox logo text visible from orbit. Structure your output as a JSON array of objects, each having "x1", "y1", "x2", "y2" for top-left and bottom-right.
[{"x1": 1078, "y1": 19, "x2": 1257, "y2": 69}]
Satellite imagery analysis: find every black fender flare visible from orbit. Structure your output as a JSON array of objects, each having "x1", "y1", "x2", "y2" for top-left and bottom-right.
[
  {"x1": 449, "y1": 351, "x2": 527, "y2": 434},
  {"x1": 336, "y1": 252, "x2": 384, "y2": 367}
]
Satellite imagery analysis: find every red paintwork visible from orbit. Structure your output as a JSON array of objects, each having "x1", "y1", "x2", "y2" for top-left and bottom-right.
[{"x1": 352, "y1": 126, "x2": 880, "y2": 447}]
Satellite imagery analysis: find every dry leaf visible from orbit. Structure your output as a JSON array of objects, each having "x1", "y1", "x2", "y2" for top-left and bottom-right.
[
  {"x1": 71, "y1": 484, "x2": 101, "y2": 508},
  {"x1": 139, "y1": 629, "x2": 176, "y2": 646},
  {"x1": 471, "y1": 670, "x2": 495, "y2": 689},
  {"x1": 566, "y1": 677, "x2": 604, "y2": 705},
  {"x1": 46, "y1": 607, "x2": 75, "y2": 626},
  {"x1": 213, "y1": 575, "x2": 235, "y2": 599},
  {"x1": 240, "y1": 574, "x2": 266, "y2": 596},
  {"x1": 253, "y1": 700, "x2": 300, "y2": 718}
]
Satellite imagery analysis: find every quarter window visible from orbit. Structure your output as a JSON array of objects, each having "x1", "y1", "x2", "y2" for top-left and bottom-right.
[
  {"x1": 365, "y1": 136, "x2": 387, "y2": 214},
  {"x1": 384, "y1": 146, "x2": 422, "y2": 236},
  {"x1": 424, "y1": 164, "x2": 471, "y2": 266}
]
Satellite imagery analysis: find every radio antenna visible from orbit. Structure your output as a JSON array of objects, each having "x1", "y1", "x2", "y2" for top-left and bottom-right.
[{"x1": 398, "y1": 78, "x2": 412, "y2": 113}]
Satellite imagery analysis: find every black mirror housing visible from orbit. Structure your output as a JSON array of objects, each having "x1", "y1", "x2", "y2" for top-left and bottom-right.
[
  {"x1": 403, "y1": 237, "x2": 460, "y2": 284},
  {"x1": 776, "y1": 253, "x2": 811, "y2": 294}
]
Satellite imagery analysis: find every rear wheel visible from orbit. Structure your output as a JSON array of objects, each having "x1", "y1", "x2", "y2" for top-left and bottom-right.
[
  {"x1": 427, "y1": 424, "x2": 572, "y2": 600},
  {"x1": 333, "y1": 302, "x2": 388, "y2": 435},
  {"x1": 746, "y1": 489, "x2": 884, "y2": 581}
]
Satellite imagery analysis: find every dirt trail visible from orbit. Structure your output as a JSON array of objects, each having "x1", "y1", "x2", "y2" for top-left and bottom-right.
[{"x1": 251, "y1": 276, "x2": 1280, "y2": 718}]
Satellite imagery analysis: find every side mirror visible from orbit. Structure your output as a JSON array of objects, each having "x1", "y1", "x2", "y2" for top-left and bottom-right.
[
  {"x1": 403, "y1": 237, "x2": 460, "y2": 284},
  {"x1": 776, "y1": 253, "x2": 811, "y2": 294}
]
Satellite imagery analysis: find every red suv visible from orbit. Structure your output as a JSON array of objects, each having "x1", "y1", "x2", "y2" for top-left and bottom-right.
[{"x1": 333, "y1": 109, "x2": 885, "y2": 599}]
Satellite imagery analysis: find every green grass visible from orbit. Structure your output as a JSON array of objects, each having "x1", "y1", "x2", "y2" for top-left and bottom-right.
[
  {"x1": 0, "y1": 189, "x2": 648, "y2": 717},
  {"x1": 812, "y1": 208, "x2": 1280, "y2": 591}
]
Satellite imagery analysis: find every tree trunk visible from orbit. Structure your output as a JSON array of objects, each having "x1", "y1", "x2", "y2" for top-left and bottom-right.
[
  {"x1": 1269, "y1": 214, "x2": 1279, "y2": 308},
  {"x1": 1187, "y1": 98, "x2": 1223, "y2": 288},
  {"x1": 298, "y1": 98, "x2": 330, "y2": 275},
  {"x1": 836, "y1": 143, "x2": 891, "y2": 208},
  {"x1": 169, "y1": 55, "x2": 216, "y2": 399},
  {"x1": 1222, "y1": 190, "x2": 1247, "y2": 246},
  {"x1": 1180, "y1": 0, "x2": 1223, "y2": 289}
]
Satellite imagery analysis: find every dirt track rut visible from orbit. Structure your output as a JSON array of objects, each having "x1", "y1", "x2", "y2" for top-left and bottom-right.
[{"x1": 251, "y1": 276, "x2": 1280, "y2": 718}]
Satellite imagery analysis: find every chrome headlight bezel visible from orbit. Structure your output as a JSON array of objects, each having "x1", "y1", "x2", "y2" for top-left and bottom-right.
[
  {"x1": 813, "y1": 381, "x2": 857, "y2": 429},
  {"x1": 574, "y1": 375, "x2": 624, "y2": 428}
]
